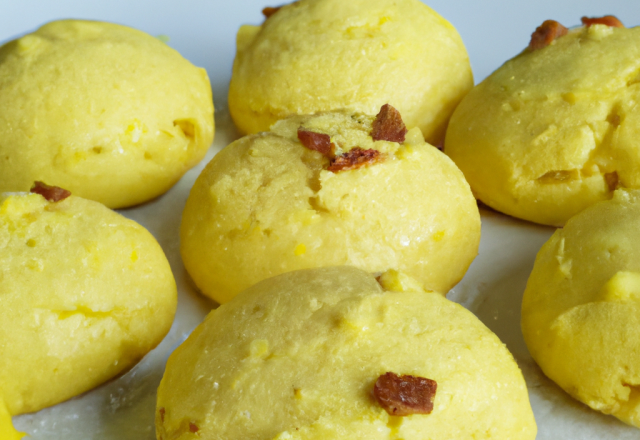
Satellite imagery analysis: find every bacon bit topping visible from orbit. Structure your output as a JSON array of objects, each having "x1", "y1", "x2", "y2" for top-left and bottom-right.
[
  {"x1": 189, "y1": 422, "x2": 199, "y2": 433},
  {"x1": 328, "y1": 147, "x2": 383, "y2": 173},
  {"x1": 262, "y1": 6, "x2": 281, "y2": 18},
  {"x1": 371, "y1": 104, "x2": 407, "y2": 143},
  {"x1": 528, "y1": 20, "x2": 568, "y2": 51},
  {"x1": 605, "y1": 171, "x2": 619, "y2": 192},
  {"x1": 297, "y1": 128, "x2": 334, "y2": 157},
  {"x1": 159, "y1": 408, "x2": 165, "y2": 423},
  {"x1": 581, "y1": 15, "x2": 624, "y2": 28},
  {"x1": 30, "y1": 181, "x2": 71, "y2": 202},
  {"x1": 374, "y1": 372, "x2": 437, "y2": 416}
]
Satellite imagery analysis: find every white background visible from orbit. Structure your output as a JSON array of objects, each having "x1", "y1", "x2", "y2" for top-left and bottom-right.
[{"x1": 2, "y1": 0, "x2": 640, "y2": 438}]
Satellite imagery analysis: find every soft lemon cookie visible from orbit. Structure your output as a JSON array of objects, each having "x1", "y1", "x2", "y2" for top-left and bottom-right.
[
  {"x1": 228, "y1": 0, "x2": 472, "y2": 145},
  {"x1": 0, "y1": 19, "x2": 214, "y2": 208},
  {"x1": 156, "y1": 266, "x2": 536, "y2": 440},
  {"x1": 522, "y1": 189, "x2": 640, "y2": 426},
  {"x1": 180, "y1": 109, "x2": 480, "y2": 304},
  {"x1": 445, "y1": 19, "x2": 640, "y2": 226},
  {"x1": 0, "y1": 188, "x2": 177, "y2": 417}
]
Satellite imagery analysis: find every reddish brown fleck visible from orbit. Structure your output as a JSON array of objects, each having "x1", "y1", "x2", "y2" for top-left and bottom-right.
[
  {"x1": 581, "y1": 15, "x2": 624, "y2": 28},
  {"x1": 189, "y1": 422, "x2": 199, "y2": 433},
  {"x1": 371, "y1": 104, "x2": 407, "y2": 143},
  {"x1": 159, "y1": 407, "x2": 165, "y2": 423},
  {"x1": 327, "y1": 147, "x2": 383, "y2": 173},
  {"x1": 262, "y1": 6, "x2": 281, "y2": 18},
  {"x1": 374, "y1": 372, "x2": 437, "y2": 416},
  {"x1": 30, "y1": 181, "x2": 71, "y2": 202},
  {"x1": 298, "y1": 128, "x2": 334, "y2": 157},
  {"x1": 605, "y1": 171, "x2": 619, "y2": 192},
  {"x1": 528, "y1": 20, "x2": 568, "y2": 51}
]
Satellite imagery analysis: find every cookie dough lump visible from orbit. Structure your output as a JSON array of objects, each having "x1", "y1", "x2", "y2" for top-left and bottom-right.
[
  {"x1": 0, "y1": 189, "x2": 177, "y2": 415},
  {"x1": 522, "y1": 189, "x2": 640, "y2": 426},
  {"x1": 445, "y1": 17, "x2": 640, "y2": 226},
  {"x1": 157, "y1": 266, "x2": 536, "y2": 440},
  {"x1": 229, "y1": 0, "x2": 472, "y2": 146},
  {"x1": 180, "y1": 108, "x2": 480, "y2": 303},
  {"x1": 0, "y1": 19, "x2": 214, "y2": 208}
]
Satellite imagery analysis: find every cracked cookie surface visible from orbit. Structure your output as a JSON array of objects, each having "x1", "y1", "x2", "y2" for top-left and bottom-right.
[
  {"x1": 522, "y1": 189, "x2": 640, "y2": 426},
  {"x1": 180, "y1": 111, "x2": 480, "y2": 304},
  {"x1": 157, "y1": 266, "x2": 536, "y2": 440},
  {"x1": 0, "y1": 19, "x2": 214, "y2": 208},
  {"x1": 445, "y1": 23, "x2": 640, "y2": 226},
  {"x1": 228, "y1": 0, "x2": 472, "y2": 146},
  {"x1": 0, "y1": 192, "x2": 176, "y2": 415}
]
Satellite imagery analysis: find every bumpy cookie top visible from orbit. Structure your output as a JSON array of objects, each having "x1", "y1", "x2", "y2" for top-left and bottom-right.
[
  {"x1": 157, "y1": 266, "x2": 536, "y2": 440},
  {"x1": 446, "y1": 20, "x2": 640, "y2": 226},
  {"x1": 0, "y1": 19, "x2": 214, "y2": 208},
  {"x1": 0, "y1": 191, "x2": 176, "y2": 415},
  {"x1": 229, "y1": 0, "x2": 472, "y2": 145},
  {"x1": 181, "y1": 108, "x2": 480, "y2": 303},
  {"x1": 522, "y1": 189, "x2": 640, "y2": 426}
]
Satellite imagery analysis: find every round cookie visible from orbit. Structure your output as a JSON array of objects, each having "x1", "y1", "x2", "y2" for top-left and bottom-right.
[
  {"x1": 228, "y1": 0, "x2": 472, "y2": 146},
  {"x1": 445, "y1": 21, "x2": 640, "y2": 226},
  {"x1": 0, "y1": 190, "x2": 177, "y2": 416},
  {"x1": 522, "y1": 189, "x2": 640, "y2": 426},
  {"x1": 156, "y1": 266, "x2": 536, "y2": 440},
  {"x1": 0, "y1": 19, "x2": 214, "y2": 209},
  {"x1": 180, "y1": 109, "x2": 480, "y2": 304}
]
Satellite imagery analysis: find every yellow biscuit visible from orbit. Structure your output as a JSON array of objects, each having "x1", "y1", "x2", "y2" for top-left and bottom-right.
[
  {"x1": 445, "y1": 23, "x2": 640, "y2": 226},
  {"x1": 522, "y1": 189, "x2": 640, "y2": 426},
  {"x1": 228, "y1": 0, "x2": 472, "y2": 145},
  {"x1": 0, "y1": 20, "x2": 214, "y2": 208},
  {"x1": 180, "y1": 111, "x2": 480, "y2": 304},
  {"x1": 157, "y1": 266, "x2": 536, "y2": 440},
  {"x1": 0, "y1": 192, "x2": 177, "y2": 416}
]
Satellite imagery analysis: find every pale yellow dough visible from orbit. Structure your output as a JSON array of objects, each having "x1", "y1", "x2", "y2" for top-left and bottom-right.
[
  {"x1": 228, "y1": 0, "x2": 472, "y2": 145},
  {"x1": 0, "y1": 193, "x2": 177, "y2": 416},
  {"x1": 0, "y1": 19, "x2": 214, "y2": 208},
  {"x1": 445, "y1": 24, "x2": 640, "y2": 226},
  {"x1": 522, "y1": 189, "x2": 640, "y2": 426},
  {"x1": 180, "y1": 111, "x2": 480, "y2": 304},
  {"x1": 156, "y1": 266, "x2": 537, "y2": 440}
]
